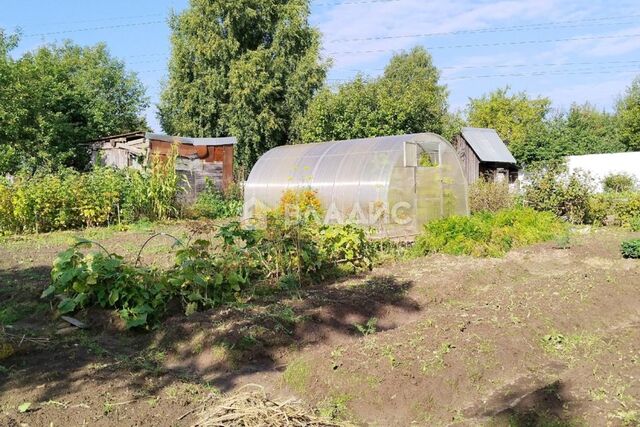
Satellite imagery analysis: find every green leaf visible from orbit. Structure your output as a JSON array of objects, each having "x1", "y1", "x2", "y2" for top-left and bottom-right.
[
  {"x1": 18, "y1": 402, "x2": 31, "y2": 413},
  {"x1": 41, "y1": 285, "x2": 56, "y2": 298},
  {"x1": 108, "y1": 289, "x2": 119, "y2": 306},
  {"x1": 58, "y1": 298, "x2": 77, "y2": 314}
]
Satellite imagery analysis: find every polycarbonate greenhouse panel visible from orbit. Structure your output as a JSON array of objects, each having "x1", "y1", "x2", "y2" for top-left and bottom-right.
[{"x1": 243, "y1": 133, "x2": 469, "y2": 237}]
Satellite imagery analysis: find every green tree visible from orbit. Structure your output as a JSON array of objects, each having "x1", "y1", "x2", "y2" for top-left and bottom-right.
[
  {"x1": 557, "y1": 103, "x2": 623, "y2": 155},
  {"x1": 616, "y1": 76, "x2": 640, "y2": 151},
  {"x1": 0, "y1": 30, "x2": 148, "y2": 174},
  {"x1": 159, "y1": 0, "x2": 327, "y2": 172},
  {"x1": 467, "y1": 87, "x2": 551, "y2": 164},
  {"x1": 293, "y1": 46, "x2": 449, "y2": 143}
]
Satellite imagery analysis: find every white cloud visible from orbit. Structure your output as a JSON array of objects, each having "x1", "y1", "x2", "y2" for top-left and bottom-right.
[{"x1": 316, "y1": 0, "x2": 562, "y2": 69}]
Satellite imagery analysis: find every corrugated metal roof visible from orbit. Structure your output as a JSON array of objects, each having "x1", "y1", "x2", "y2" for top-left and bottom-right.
[
  {"x1": 145, "y1": 133, "x2": 236, "y2": 146},
  {"x1": 461, "y1": 127, "x2": 516, "y2": 164}
]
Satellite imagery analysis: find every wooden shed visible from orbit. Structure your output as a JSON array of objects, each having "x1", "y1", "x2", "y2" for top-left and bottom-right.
[
  {"x1": 452, "y1": 127, "x2": 518, "y2": 184},
  {"x1": 89, "y1": 131, "x2": 236, "y2": 200}
]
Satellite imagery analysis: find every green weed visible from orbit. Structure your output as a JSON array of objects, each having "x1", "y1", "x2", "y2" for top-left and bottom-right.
[
  {"x1": 317, "y1": 393, "x2": 352, "y2": 420},
  {"x1": 412, "y1": 207, "x2": 565, "y2": 258},
  {"x1": 283, "y1": 358, "x2": 311, "y2": 394},
  {"x1": 354, "y1": 317, "x2": 378, "y2": 336}
]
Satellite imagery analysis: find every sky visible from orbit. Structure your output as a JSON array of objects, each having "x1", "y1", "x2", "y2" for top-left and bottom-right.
[{"x1": 2, "y1": 0, "x2": 640, "y2": 133}]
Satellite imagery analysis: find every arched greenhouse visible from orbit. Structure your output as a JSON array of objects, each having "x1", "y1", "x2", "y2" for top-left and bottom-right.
[{"x1": 243, "y1": 133, "x2": 469, "y2": 237}]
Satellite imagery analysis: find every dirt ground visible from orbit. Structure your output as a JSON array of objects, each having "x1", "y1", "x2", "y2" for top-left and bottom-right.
[{"x1": 0, "y1": 222, "x2": 639, "y2": 426}]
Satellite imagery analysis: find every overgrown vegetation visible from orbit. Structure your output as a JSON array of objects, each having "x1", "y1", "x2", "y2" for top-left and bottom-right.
[
  {"x1": 0, "y1": 154, "x2": 181, "y2": 234},
  {"x1": 522, "y1": 166, "x2": 594, "y2": 224},
  {"x1": 603, "y1": 173, "x2": 637, "y2": 193},
  {"x1": 468, "y1": 179, "x2": 514, "y2": 213},
  {"x1": 190, "y1": 180, "x2": 243, "y2": 220},
  {"x1": 588, "y1": 192, "x2": 640, "y2": 228},
  {"x1": 412, "y1": 207, "x2": 565, "y2": 257},
  {"x1": 43, "y1": 191, "x2": 375, "y2": 328}
]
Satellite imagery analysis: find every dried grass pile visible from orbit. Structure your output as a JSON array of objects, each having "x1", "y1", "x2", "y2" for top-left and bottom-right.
[{"x1": 192, "y1": 385, "x2": 345, "y2": 427}]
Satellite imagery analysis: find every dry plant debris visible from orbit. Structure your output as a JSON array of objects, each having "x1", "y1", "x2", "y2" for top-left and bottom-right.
[{"x1": 192, "y1": 385, "x2": 346, "y2": 427}]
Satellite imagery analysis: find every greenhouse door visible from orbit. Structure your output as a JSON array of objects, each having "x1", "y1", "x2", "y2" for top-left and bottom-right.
[{"x1": 405, "y1": 142, "x2": 443, "y2": 229}]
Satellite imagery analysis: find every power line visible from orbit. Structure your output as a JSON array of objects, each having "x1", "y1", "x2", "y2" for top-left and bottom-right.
[
  {"x1": 326, "y1": 65, "x2": 640, "y2": 82},
  {"x1": 24, "y1": 20, "x2": 165, "y2": 38},
  {"x1": 327, "y1": 33, "x2": 640, "y2": 55},
  {"x1": 338, "y1": 59, "x2": 640, "y2": 74},
  {"x1": 327, "y1": 17, "x2": 640, "y2": 43},
  {"x1": 444, "y1": 65, "x2": 640, "y2": 81},
  {"x1": 13, "y1": 13, "x2": 166, "y2": 29}
]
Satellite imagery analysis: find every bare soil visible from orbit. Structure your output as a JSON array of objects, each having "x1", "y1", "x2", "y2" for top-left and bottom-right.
[{"x1": 0, "y1": 223, "x2": 639, "y2": 426}]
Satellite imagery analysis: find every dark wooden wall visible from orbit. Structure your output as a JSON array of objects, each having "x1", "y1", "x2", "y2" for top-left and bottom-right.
[{"x1": 452, "y1": 135, "x2": 481, "y2": 183}]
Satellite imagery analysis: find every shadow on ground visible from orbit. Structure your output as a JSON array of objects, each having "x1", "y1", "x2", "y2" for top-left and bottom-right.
[{"x1": 0, "y1": 273, "x2": 420, "y2": 403}]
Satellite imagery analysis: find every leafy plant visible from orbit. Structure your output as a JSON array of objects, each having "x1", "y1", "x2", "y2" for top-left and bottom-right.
[
  {"x1": 603, "y1": 173, "x2": 637, "y2": 193},
  {"x1": 523, "y1": 165, "x2": 594, "y2": 224},
  {"x1": 588, "y1": 192, "x2": 640, "y2": 228},
  {"x1": 43, "y1": 215, "x2": 375, "y2": 328},
  {"x1": 354, "y1": 317, "x2": 378, "y2": 336},
  {"x1": 621, "y1": 239, "x2": 640, "y2": 259},
  {"x1": 0, "y1": 152, "x2": 181, "y2": 234},
  {"x1": 277, "y1": 188, "x2": 324, "y2": 220},
  {"x1": 412, "y1": 207, "x2": 565, "y2": 257},
  {"x1": 43, "y1": 241, "x2": 173, "y2": 328},
  {"x1": 190, "y1": 179, "x2": 242, "y2": 219}
]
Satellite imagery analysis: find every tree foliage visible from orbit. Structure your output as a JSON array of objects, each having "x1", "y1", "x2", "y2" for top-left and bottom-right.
[
  {"x1": 293, "y1": 47, "x2": 450, "y2": 143},
  {"x1": 0, "y1": 31, "x2": 148, "y2": 174},
  {"x1": 158, "y1": 0, "x2": 327, "y2": 171},
  {"x1": 467, "y1": 88, "x2": 626, "y2": 165},
  {"x1": 616, "y1": 76, "x2": 640, "y2": 151},
  {"x1": 467, "y1": 87, "x2": 551, "y2": 164}
]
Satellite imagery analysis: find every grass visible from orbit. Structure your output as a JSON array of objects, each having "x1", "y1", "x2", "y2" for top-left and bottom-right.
[
  {"x1": 541, "y1": 332, "x2": 606, "y2": 364},
  {"x1": 412, "y1": 207, "x2": 566, "y2": 257},
  {"x1": 283, "y1": 358, "x2": 311, "y2": 394},
  {"x1": 0, "y1": 302, "x2": 49, "y2": 326},
  {"x1": 317, "y1": 393, "x2": 352, "y2": 420}
]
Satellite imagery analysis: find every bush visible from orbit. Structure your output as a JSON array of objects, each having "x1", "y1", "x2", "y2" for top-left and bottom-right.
[
  {"x1": 603, "y1": 173, "x2": 637, "y2": 193},
  {"x1": 191, "y1": 180, "x2": 243, "y2": 219},
  {"x1": 412, "y1": 207, "x2": 566, "y2": 257},
  {"x1": 588, "y1": 192, "x2": 640, "y2": 228},
  {"x1": 621, "y1": 239, "x2": 640, "y2": 259},
  {"x1": 468, "y1": 179, "x2": 514, "y2": 213},
  {"x1": 523, "y1": 166, "x2": 594, "y2": 224}
]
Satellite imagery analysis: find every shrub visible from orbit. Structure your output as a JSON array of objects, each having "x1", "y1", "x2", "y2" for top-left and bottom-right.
[
  {"x1": 621, "y1": 239, "x2": 640, "y2": 259},
  {"x1": 191, "y1": 180, "x2": 242, "y2": 219},
  {"x1": 0, "y1": 152, "x2": 182, "y2": 234},
  {"x1": 603, "y1": 173, "x2": 637, "y2": 193},
  {"x1": 588, "y1": 192, "x2": 640, "y2": 228},
  {"x1": 468, "y1": 179, "x2": 514, "y2": 213},
  {"x1": 523, "y1": 166, "x2": 594, "y2": 224},
  {"x1": 412, "y1": 207, "x2": 565, "y2": 257}
]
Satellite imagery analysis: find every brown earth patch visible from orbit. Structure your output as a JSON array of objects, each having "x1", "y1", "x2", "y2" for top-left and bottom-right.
[{"x1": 0, "y1": 226, "x2": 639, "y2": 426}]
